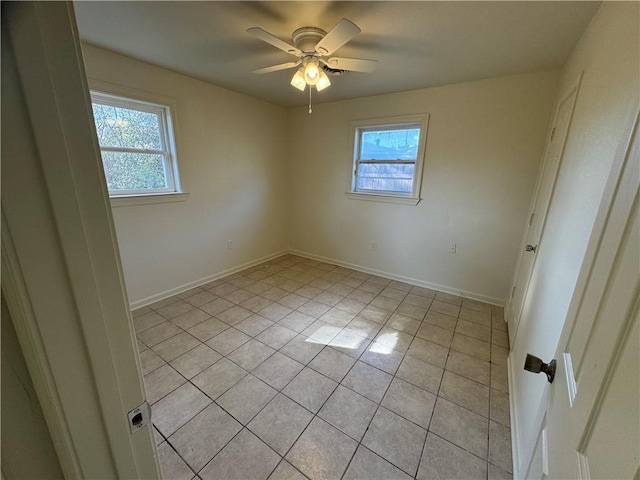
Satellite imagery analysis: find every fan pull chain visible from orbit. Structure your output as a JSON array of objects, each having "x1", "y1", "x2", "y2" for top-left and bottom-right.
[{"x1": 308, "y1": 86, "x2": 312, "y2": 114}]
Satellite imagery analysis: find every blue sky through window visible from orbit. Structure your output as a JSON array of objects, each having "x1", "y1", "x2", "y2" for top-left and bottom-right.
[{"x1": 360, "y1": 128, "x2": 420, "y2": 160}]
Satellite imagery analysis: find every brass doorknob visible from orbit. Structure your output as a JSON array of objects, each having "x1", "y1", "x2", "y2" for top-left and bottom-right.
[{"x1": 524, "y1": 354, "x2": 556, "y2": 383}]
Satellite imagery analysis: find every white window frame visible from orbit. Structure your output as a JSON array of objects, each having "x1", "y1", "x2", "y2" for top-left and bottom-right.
[
  {"x1": 346, "y1": 114, "x2": 429, "y2": 205},
  {"x1": 90, "y1": 90, "x2": 182, "y2": 198}
]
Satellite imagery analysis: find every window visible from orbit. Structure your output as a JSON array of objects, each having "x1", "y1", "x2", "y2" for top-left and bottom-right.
[
  {"x1": 348, "y1": 114, "x2": 429, "y2": 205},
  {"x1": 90, "y1": 91, "x2": 180, "y2": 197}
]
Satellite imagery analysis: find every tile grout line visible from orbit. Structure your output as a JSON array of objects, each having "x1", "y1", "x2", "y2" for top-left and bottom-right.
[
  {"x1": 140, "y1": 255, "x2": 511, "y2": 479},
  {"x1": 157, "y1": 320, "x2": 473, "y2": 439},
  {"x1": 338, "y1": 359, "x2": 409, "y2": 479},
  {"x1": 161, "y1": 320, "x2": 339, "y2": 477}
]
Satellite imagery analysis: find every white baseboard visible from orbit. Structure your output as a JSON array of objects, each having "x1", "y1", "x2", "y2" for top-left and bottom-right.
[
  {"x1": 130, "y1": 249, "x2": 289, "y2": 311},
  {"x1": 131, "y1": 247, "x2": 507, "y2": 311},
  {"x1": 289, "y1": 249, "x2": 506, "y2": 306}
]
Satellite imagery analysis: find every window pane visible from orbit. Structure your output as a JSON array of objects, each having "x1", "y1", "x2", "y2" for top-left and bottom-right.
[
  {"x1": 92, "y1": 103, "x2": 162, "y2": 150},
  {"x1": 101, "y1": 151, "x2": 168, "y2": 191},
  {"x1": 356, "y1": 163, "x2": 414, "y2": 193},
  {"x1": 360, "y1": 128, "x2": 420, "y2": 160}
]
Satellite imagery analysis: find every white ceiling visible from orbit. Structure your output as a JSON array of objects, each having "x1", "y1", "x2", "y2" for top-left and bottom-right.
[{"x1": 74, "y1": 1, "x2": 599, "y2": 107}]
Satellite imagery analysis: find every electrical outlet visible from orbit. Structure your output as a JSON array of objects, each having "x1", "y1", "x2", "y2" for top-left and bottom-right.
[
  {"x1": 227, "y1": 240, "x2": 233, "y2": 250},
  {"x1": 448, "y1": 243, "x2": 456, "y2": 254},
  {"x1": 371, "y1": 241, "x2": 377, "y2": 251}
]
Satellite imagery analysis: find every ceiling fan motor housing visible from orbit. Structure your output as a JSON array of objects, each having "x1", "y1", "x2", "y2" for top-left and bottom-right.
[
  {"x1": 247, "y1": 18, "x2": 375, "y2": 80},
  {"x1": 292, "y1": 26, "x2": 327, "y2": 54}
]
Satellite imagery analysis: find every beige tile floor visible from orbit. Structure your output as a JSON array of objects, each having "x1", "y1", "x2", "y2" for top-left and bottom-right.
[{"x1": 134, "y1": 254, "x2": 513, "y2": 480}]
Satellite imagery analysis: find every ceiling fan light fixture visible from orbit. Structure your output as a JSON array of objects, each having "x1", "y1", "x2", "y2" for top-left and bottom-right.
[
  {"x1": 248, "y1": 18, "x2": 375, "y2": 101},
  {"x1": 290, "y1": 68, "x2": 306, "y2": 91},
  {"x1": 303, "y1": 57, "x2": 320, "y2": 85},
  {"x1": 315, "y1": 70, "x2": 331, "y2": 91}
]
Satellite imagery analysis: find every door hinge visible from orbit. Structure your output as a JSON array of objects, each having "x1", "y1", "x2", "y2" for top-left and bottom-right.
[
  {"x1": 511, "y1": 286, "x2": 516, "y2": 298},
  {"x1": 529, "y1": 213, "x2": 535, "y2": 226},
  {"x1": 550, "y1": 127, "x2": 556, "y2": 142}
]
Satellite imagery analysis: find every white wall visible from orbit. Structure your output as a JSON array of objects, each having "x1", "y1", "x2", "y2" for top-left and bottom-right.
[
  {"x1": 81, "y1": 44, "x2": 290, "y2": 306},
  {"x1": 548, "y1": 0, "x2": 639, "y2": 268},
  {"x1": 288, "y1": 70, "x2": 560, "y2": 304}
]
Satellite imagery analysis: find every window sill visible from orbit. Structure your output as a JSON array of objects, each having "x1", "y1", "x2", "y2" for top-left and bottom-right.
[
  {"x1": 110, "y1": 192, "x2": 190, "y2": 208},
  {"x1": 345, "y1": 192, "x2": 421, "y2": 206}
]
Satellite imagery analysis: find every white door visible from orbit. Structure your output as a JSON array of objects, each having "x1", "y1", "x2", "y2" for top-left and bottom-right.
[
  {"x1": 509, "y1": 75, "x2": 636, "y2": 474},
  {"x1": 507, "y1": 78, "x2": 581, "y2": 345},
  {"x1": 519, "y1": 113, "x2": 639, "y2": 479},
  {"x1": 542, "y1": 113, "x2": 639, "y2": 479}
]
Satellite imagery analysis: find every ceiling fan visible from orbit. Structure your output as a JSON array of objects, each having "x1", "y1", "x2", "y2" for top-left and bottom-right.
[{"x1": 247, "y1": 18, "x2": 377, "y2": 93}]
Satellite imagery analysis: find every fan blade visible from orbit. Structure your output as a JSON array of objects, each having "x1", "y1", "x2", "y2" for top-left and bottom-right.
[
  {"x1": 247, "y1": 27, "x2": 302, "y2": 56},
  {"x1": 315, "y1": 18, "x2": 361, "y2": 56},
  {"x1": 252, "y1": 61, "x2": 301, "y2": 74},
  {"x1": 326, "y1": 57, "x2": 377, "y2": 73}
]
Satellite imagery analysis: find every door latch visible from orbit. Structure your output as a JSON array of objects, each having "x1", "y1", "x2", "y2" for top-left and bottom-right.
[
  {"x1": 127, "y1": 402, "x2": 151, "y2": 433},
  {"x1": 525, "y1": 244, "x2": 537, "y2": 253},
  {"x1": 524, "y1": 354, "x2": 556, "y2": 383}
]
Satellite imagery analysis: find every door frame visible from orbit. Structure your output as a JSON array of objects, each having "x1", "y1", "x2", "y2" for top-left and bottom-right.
[
  {"x1": 509, "y1": 107, "x2": 640, "y2": 478},
  {"x1": 1, "y1": 3, "x2": 159, "y2": 478},
  {"x1": 506, "y1": 73, "x2": 582, "y2": 342}
]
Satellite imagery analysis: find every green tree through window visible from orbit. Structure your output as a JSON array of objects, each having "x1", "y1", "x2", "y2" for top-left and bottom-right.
[{"x1": 90, "y1": 92, "x2": 179, "y2": 195}]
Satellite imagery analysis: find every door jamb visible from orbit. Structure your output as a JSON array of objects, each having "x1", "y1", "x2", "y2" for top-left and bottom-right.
[{"x1": 2, "y1": 3, "x2": 159, "y2": 478}]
